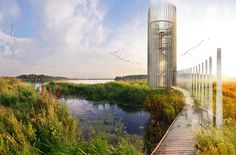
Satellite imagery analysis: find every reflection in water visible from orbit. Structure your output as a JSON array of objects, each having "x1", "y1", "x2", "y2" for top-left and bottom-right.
[
  {"x1": 144, "y1": 118, "x2": 167, "y2": 154},
  {"x1": 32, "y1": 79, "x2": 113, "y2": 91},
  {"x1": 59, "y1": 97, "x2": 150, "y2": 137},
  {"x1": 59, "y1": 79, "x2": 113, "y2": 84}
]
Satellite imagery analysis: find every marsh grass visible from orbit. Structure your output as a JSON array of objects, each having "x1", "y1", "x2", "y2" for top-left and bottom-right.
[
  {"x1": 197, "y1": 119, "x2": 236, "y2": 155},
  {"x1": 0, "y1": 78, "x2": 145, "y2": 154},
  {"x1": 197, "y1": 81, "x2": 236, "y2": 155}
]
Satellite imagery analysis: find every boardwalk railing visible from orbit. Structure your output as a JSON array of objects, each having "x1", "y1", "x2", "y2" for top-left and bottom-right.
[{"x1": 177, "y1": 48, "x2": 223, "y2": 129}]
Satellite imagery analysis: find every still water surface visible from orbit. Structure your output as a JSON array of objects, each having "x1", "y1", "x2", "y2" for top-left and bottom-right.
[
  {"x1": 35, "y1": 79, "x2": 150, "y2": 137},
  {"x1": 59, "y1": 79, "x2": 113, "y2": 84},
  {"x1": 62, "y1": 80, "x2": 149, "y2": 137},
  {"x1": 60, "y1": 97, "x2": 150, "y2": 137}
]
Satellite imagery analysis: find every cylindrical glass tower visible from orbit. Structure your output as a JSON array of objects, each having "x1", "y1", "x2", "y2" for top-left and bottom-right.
[{"x1": 148, "y1": 1, "x2": 176, "y2": 87}]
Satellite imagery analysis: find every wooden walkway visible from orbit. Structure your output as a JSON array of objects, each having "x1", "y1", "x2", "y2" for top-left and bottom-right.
[{"x1": 152, "y1": 87, "x2": 201, "y2": 155}]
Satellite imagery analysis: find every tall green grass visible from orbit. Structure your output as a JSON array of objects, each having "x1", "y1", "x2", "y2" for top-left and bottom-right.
[
  {"x1": 0, "y1": 78, "x2": 144, "y2": 154},
  {"x1": 0, "y1": 77, "x2": 80, "y2": 154}
]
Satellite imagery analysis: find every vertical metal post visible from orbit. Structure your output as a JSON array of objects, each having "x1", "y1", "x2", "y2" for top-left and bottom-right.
[
  {"x1": 192, "y1": 67, "x2": 194, "y2": 96},
  {"x1": 190, "y1": 68, "x2": 192, "y2": 94},
  {"x1": 193, "y1": 66, "x2": 196, "y2": 97},
  {"x1": 198, "y1": 64, "x2": 201, "y2": 101},
  {"x1": 188, "y1": 68, "x2": 190, "y2": 91},
  {"x1": 201, "y1": 62, "x2": 204, "y2": 105},
  {"x1": 196, "y1": 65, "x2": 198, "y2": 99},
  {"x1": 205, "y1": 59, "x2": 208, "y2": 107},
  {"x1": 216, "y1": 48, "x2": 223, "y2": 129},
  {"x1": 184, "y1": 69, "x2": 186, "y2": 88},
  {"x1": 208, "y1": 57, "x2": 213, "y2": 125}
]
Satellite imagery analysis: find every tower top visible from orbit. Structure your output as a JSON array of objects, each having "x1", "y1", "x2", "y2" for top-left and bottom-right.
[
  {"x1": 150, "y1": 0, "x2": 175, "y2": 7},
  {"x1": 149, "y1": 0, "x2": 176, "y2": 23}
]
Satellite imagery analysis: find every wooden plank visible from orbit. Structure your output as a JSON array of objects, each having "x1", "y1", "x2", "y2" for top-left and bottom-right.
[{"x1": 152, "y1": 87, "x2": 201, "y2": 155}]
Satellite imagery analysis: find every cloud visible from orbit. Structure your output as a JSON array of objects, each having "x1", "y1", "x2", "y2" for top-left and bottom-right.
[
  {"x1": 171, "y1": 0, "x2": 236, "y2": 77},
  {"x1": 0, "y1": 30, "x2": 34, "y2": 59},
  {"x1": 4, "y1": 0, "x2": 236, "y2": 78},
  {"x1": 0, "y1": 0, "x2": 148, "y2": 78},
  {"x1": 30, "y1": 0, "x2": 108, "y2": 51},
  {"x1": 18, "y1": 0, "x2": 147, "y2": 78},
  {"x1": 0, "y1": 0, "x2": 21, "y2": 25},
  {"x1": 0, "y1": 0, "x2": 29, "y2": 61},
  {"x1": 1, "y1": 0, "x2": 112, "y2": 77}
]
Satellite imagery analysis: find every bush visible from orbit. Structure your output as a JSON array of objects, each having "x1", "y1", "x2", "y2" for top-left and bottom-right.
[{"x1": 144, "y1": 89, "x2": 185, "y2": 124}]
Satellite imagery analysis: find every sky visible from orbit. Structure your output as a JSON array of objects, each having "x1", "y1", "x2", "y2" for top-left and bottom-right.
[{"x1": 0, "y1": 0, "x2": 236, "y2": 78}]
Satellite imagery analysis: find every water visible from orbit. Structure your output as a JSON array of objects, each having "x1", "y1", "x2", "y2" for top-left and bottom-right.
[
  {"x1": 33, "y1": 79, "x2": 113, "y2": 91},
  {"x1": 59, "y1": 97, "x2": 150, "y2": 137},
  {"x1": 34, "y1": 79, "x2": 149, "y2": 137},
  {"x1": 58, "y1": 79, "x2": 113, "y2": 84}
]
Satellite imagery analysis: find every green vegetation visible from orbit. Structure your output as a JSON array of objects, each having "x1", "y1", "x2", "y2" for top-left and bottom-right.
[
  {"x1": 144, "y1": 90, "x2": 184, "y2": 123},
  {"x1": 196, "y1": 82, "x2": 236, "y2": 155},
  {"x1": 47, "y1": 81, "x2": 185, "y2": 154},
  {"x1": 143, "y1": 90, "x2": 185, "y2": 154},
  {"x1": 196, "y1": 119, "x2": 236, "y2": 155},
  {"x1": 0, "y1": 77, "x2": 143, "y2": 154},
  {"x1": 0, "y1": 77, "x2": 78, "y2": 154},
  {"x1": 17, "y1": 74, "x2": 69, "y2": 83},
  {"x1": 0, "y1": 77, "x2": 185, "y2": 154},
  {"x1": 47, "y1": 81, "x2": 152, "y2": 112}
]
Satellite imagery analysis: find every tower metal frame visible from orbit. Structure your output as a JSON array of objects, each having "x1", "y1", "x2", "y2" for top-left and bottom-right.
[{"x1": 148, "y1": 2, "x2": 176, "y2": 87}]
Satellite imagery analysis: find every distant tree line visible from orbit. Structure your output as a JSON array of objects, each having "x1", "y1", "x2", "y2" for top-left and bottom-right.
[
  {"x1": 17, "y1": 74, "x2": 69, "y2": 83},
  {"x1": 115, "y1": 75, "x2": 147, "y2": 81}
]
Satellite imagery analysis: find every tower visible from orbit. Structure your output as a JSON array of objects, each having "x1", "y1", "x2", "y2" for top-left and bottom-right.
[{"x1": 148, "y1": 1, "x2": 176, "y2": 88}]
